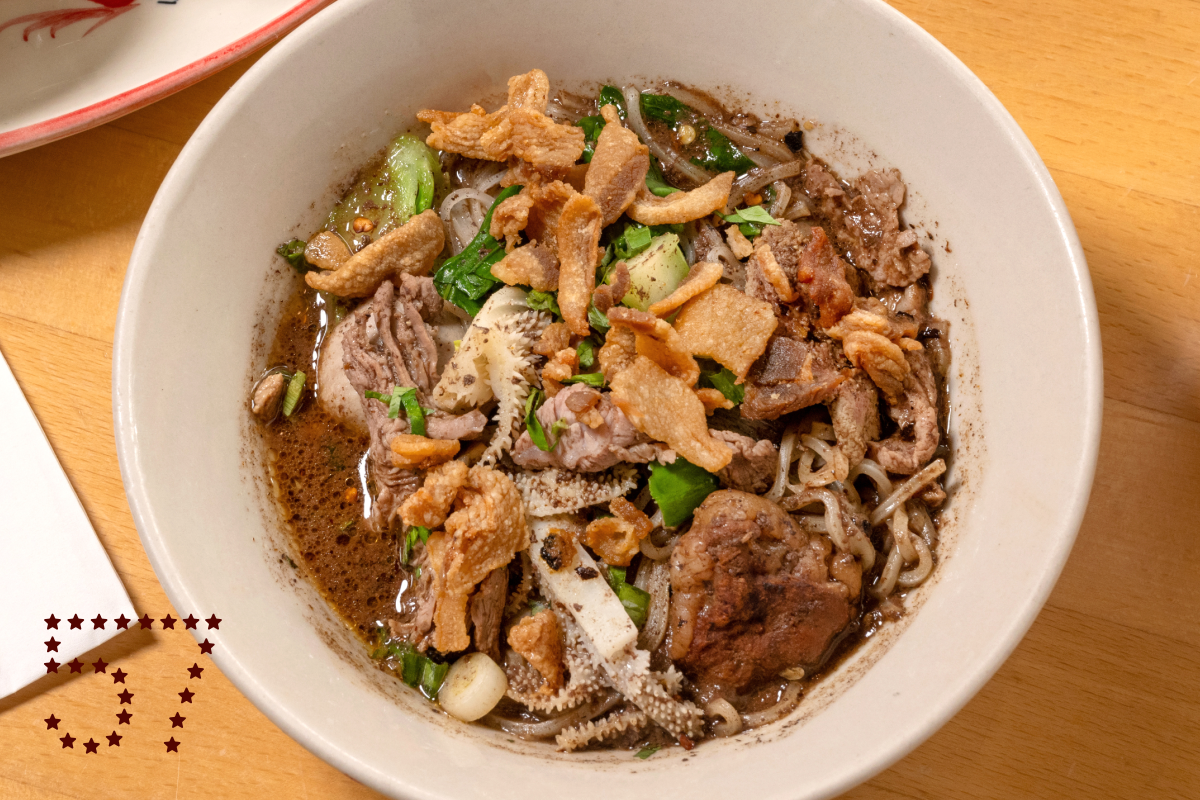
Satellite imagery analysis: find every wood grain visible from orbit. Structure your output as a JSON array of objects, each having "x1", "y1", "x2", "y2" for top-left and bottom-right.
[{"x1": 1, "y1": 1, "x2": 1197, "y2": 797}]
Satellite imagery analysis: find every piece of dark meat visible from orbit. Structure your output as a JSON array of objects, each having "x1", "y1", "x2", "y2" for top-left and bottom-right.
[
  {"x1": 511, "y1": 384, "x2": 672, "y2": 471},
  {"x1": 868, "y1": 348, "x2": 939, "y2": 474},
  {"x1": 801, "y1": 162, "x2": 930, "y2": 288},
  {"x1": 829, "y1": 371, "x2": 880, "y2": 468},
  {"x1": 342, "y1": 279, "x2": 486, "y2": 531},
  {"x1": 711, "y1": 430, "x2": 778, "y2": 493},
  {"x1": 742, "y1": 337, "x2": 848, "y2": 420},
  {"x1": 470, "y1": 567, "x2": 508, "y2": 662},
  {"x1": 796, "y1": 226, "x2": 854, "y2": 328},
  {"x1": 668, "y1": 490, "x2": 855, "y2": 695}
]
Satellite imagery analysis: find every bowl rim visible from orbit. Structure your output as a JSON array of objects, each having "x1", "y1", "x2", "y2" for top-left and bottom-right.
[{"x1": 113, "y1": 0, "x2": 1103, "y2": 796}]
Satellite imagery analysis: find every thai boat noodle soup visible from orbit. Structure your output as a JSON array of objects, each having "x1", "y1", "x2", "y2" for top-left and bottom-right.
[{"x1": 255, "y1": 69, "x2": 951, "y2": 754}]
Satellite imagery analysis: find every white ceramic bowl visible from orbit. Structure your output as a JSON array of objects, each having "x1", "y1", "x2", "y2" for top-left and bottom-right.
[{"x1": 114, "y1": 1, "x2": 1102, "y2": 798}]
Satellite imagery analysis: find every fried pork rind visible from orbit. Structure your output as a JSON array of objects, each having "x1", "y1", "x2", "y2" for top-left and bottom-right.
[
  {"x1": 604, "y1": 307, "x2": 697, "y2": 384},
  {"x1": 509, "y1": 610, "x2": 564, "y2": 692},
  {"x1": 583, "y1": 497, "x2": 653, "y2": 567},
  {"x1": 430, "y1": 466, "x2": 530, "y2": 653},
  {"x1": 610, "y1": 356, "x2": 733, "y2": 473},
  {"x1": 400, "y1": 460, "x2": 469, "y2": 529},
  {"x1": 390, "y1": 434, "x2": 461, "y2": 470},
  {"x1": 724, "y1": 225, "x2": 754, "y2": 260},
  {"x1": 598, "y1": 323, "x2": 637, "y2": 382},
  {"x1": 534, "y1": 321, "x2": 572, "y2": 358},
  {"x1": 752, "y1": 242, "x2": 798, "y2": 302},
  {"x1": 305, "y1": 209, "x2": 444, "y2": 298},
  {"x1": 695, "y1": 387, "x2": 734, "y2": 414},
  {"x1": 491, "y1": 242, "x2": 559, "y2": 291},
  {"x1": 627, "y1": 171, "x2": 734, "y2": 225},
  {"x1": 841, "y1": 330, "x2": 909, "y2": 404},
  {"x1": 674, "y1": 284, "x2": 778, "y2": 380},
  {"x1": 489, "y1": 192, "x2": 534, "y2": 250},
  {"x1": 647, "y1": 261, "x2": 724, "y2": 317},
  {"x1": 304, "y1": 231, "x2": 351, "y2": 271},
  {"x1": 583, "y1": 105, "x2": 650, "y2": 227},
  {"x1": 418, "y1": 70, "x2": 584, "y2": 170},
  {"x1": 556, "y1": 193, "x2": 604, "y2": 336},
  {"x1": 523, "y1": 179, "x2": 577, "y2": 255}
]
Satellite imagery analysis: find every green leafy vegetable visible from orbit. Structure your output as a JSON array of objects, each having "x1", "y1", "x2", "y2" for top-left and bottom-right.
[
  {"x1": 699, "y1": 365, "x2": 745, "y2": 405},
  {"x1": 605, "y1": 567, "x2": 650, "y2": 627},
  {"x1": 281, "y1": 371, "x2": 306, "y2": 417},
  {"x1": 691, "y1": 127, "x2": 756, "y2": 174},
  {"x1": 723, "y1": 205, "x2": 781, "y2": 226},
  {"x1": 649, "y1": 457, "x2": 719, "y2": 527},
  {"x1": 645, "y1": 156, "x2": 680, "y2": 197},
  {"x1": 433, "y1": 185, "x2": 524, "y2": 315},
  {"x1": 640, "y1": 92, "x2": 689, "y2": 126},
  {"x1": 636, "y1": 744, "x2": 662, "y2": 759},
  {"x1": 577, "y1": 114, "x2": 606, "y2": 163},
  {"x1": 562, "y1": 372, "x2": 606, "y2": 388},
  {"x1": 363, "y1": 386, "x2": 430, "y2": 435},
  {"x1": 527, "y1": 290, "x2": 561, "y2": 316},
  {"x1": 388, "y1": 390, "x2": 404, "y2": 420},
  {"x1": 588, "y1": 302, "x2": 611, "y2": 334},
  {"x1": 327, "y1": 133, "x2": 443, "y2": 243},
  {"x1": 276, "y1": 239, "x2": 313, "y2": 273},
  {"x1": 370, "y1": 636, "x2": 447, "y2": 700},
  {"x1": 598, "y1": 85, "x2": 626, "y2": 118},
  {"x1": 576, "y1": 338, "x2": 597, "y2": 369},
  {"x1": 401, "y1": 525, "x2": 431, "y2": 564},
  {"x1": 525, "y1": 388, "x2": 559, "y2": 452}
]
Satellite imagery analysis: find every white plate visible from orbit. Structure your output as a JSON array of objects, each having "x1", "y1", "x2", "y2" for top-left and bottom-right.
[
  {"x1": 114, "y1": 0, "x2": 1102, "y2": 797},
  {"x1": 0, "y1": 0, "x2": 330, "y2": 157}
]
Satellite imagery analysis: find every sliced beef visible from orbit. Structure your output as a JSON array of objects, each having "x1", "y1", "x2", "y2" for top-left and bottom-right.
[
  {"x1": 742, "y1": 336, "x2": 848, "y2": 420},
  {"x1": 796, "y1": 226, "x2": 854, "y2": 328},
  {"x1": 511, "y1": 384, "x2": 672, "y2": 472},
  {"x1": 342, "y1": 279, "x2": 484, "y2": 531},
  {"x1": 868, "y1": 348, "x2": 939, "y2": 474},
  {"x1": 668, "y1": 491, "x2": 855, "y2": 694},
  {"x1": 829, "y1": 371, "x2": 880, "y2": 468},
  {"x1": 801, "y1": 162, "x2": 930, "y2": 288},
  {"x1": 711, "y1": 430, "x2": 778, "y2": 493},
  {"x1": 469, "y1": 567, "x2": 508, "y2": 662}
]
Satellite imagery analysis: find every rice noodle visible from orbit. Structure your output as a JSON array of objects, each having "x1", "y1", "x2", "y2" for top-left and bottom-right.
[
  {"x1": 486, "y1": 693, "x2": 620, "y2": 739},
  {"x1": 889, "y1": 503, "x2": 917, "y2": 563},
  {"x1": 472, "y1": 163, "x2": 508, "y2": 194},
  {"x1": 740, "y1": 681, "x2": 802, "y2": 728},
  {"x1": 783, "y1": 195, "x2": 812, "y2": 220},
  {"x1": 766, "y1": 427, "x2": 797, "y2": 501},
  {"x1": 639, "y1": 533, "x2": 676, "y2": 561},
  {"x1": 850, "y1": 458, "x2": 894, "y2": 498},
  {"x1": 909, "y1": 501, "x2": 938, "y2": 549},
  {"x1": 768, "y1": 181, "x2": 791, "y2": 218},
  {"x1": 705, "y1": 698, "x2": 743, "y2": 737},
  {"x1": 636, "y1": 561, "x2": 671, "y2": 652},
  {"x1": 786, "y1": 488, "x2": 874, "y2": 571},
  {"x1": 440, "y1": 188, "x2": 495, "y2": 254},
  {"x1": 623, "y1": 86, "x2": 711, "y2": 186},
  {"x1": 726, "y1": 161, "x2": 804, "y2": 211},
  {"x1": 870, "y1": 542, "x2": 903, "y2": 599},
  {"x1": 870, "y1": 459, "x2": 947, "y2": 526},
  {"x1": 897, "y1": 527, "x2": 934, "y2": 588},
  {"x1": 661, "y1": 86, "x2": 795, "y2": 164}
]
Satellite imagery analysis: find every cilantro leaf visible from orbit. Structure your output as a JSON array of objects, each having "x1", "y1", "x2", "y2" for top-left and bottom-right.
[
  {"x1": 700, "y1": 365, "x2": 744, "y2": 405},
  {"x1": 599, "y1": 85, "x2": 626, "y2": 118}
]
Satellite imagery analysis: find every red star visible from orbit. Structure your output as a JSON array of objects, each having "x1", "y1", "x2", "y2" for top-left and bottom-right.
[
  {"x1": 67, "y1": 659, "x2": 83, "y2": 674},
  {"x1": 182, "y1": 614, "x2": 199, "y2": 629},
  {"x1": 68, "y1": 615, "x2": 83, "y2": 629},
  {"x1": 160, "y1": 614, "x2": 177, "y2": 629},
  {"x1": 178, "y1": 688, "x2": 194, "y2": 703},
  {"x1": 83, "y1": 738, "x2": 99, "y2": 754},
  {"x1": 114, "y1": 614, "x2": 131, "y2": 630},
  {"x1": 117, "y1": 689, "x2": 133, "y2": 705},
  {"x1": 90, "y1": 615, "x2": 107, "y2": 630},
  {"x1": 91, "y1": 657, "x2": 109, "y2": 674},
  {"x1": 138, "y1": 614, "x2": 154, "y2": 629},
  {"x1": 116, "y1": 710, "x2": 132, "y2": 725},
  {"x1": 169, "y1": 713, "x2": 186, "y2": 728},
  {"x1": 45, "y1": 615, "x2": 60, "y2": 629},
  {"x1": 198, "y1": 639, "x2": 215, "y2": 655},
  {"x1": 44, "y1": 715, "x2": 60, "y2": 730},
  {"x1": 205, "y1": 615, "x2": 221, "y2": 630},
  {"x1": 187, "y1": 663, "x2": 204, "y2": 680},
  {"x1": 60, "y1": 733, "x2": 75, "y2": 749},
  {"x1": 44, "y1": 637, "x2": 59, "y2": 652},
  {"x1": 106, "y1": 731, "x2": 122, "y2": 747},
  {"x1": 111, "y1": 668, "x2": 127, "y2": 684},
  {"x1": 164, "y1": 737, "x2": 180, "y2": 753},
  {"x1": 44, "y1": 659, "x2": 59, "y2": 674}
]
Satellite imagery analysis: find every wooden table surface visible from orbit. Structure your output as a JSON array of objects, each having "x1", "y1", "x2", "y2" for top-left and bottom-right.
[{"x1": 2, "y1": 1, "x2": 1198, "y2": 797}]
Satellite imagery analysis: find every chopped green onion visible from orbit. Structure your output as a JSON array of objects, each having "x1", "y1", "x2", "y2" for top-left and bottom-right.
[
  {"x1": 432, "y1": 185, "x2": 523, "y2": 315},
  {"x1": 525, "y1": 388, "x2": 559, "y2": 452},
  {"x1": 636, "y1": 744, "x2": 662, "y2": 759},
  {"x1": 400, "y1": 646, "x2": 423, "y2": 687},
  {"x1": 527, "y1": 289, "x2": 561, "y2": 316},
  {"x1": 282, "y1": 371, "x2": 306, "y2": 417},
  {"x1": 605, "y1": 566, "x2": 650, "y2": 627},
  {"x1": 576, "y1": 338, "x2": 597, "y2": 369},
  {"x1": 699, "y1": 364, "x2": 745, "y2": 405},
  {"x1": 620, "y1": 225, "x2": 653, "y2": 256},
  {"x1": 723, "y1": 205, "x2": 781, "y2": 226},
  {"x1": 550, "y1": 419, "x2": 570, "y2": 440},
  {"x1": 401, "y1": 525, "x2": 431, "y2": 564},
  {"x1": 649, "y1": 457, "x2": 719, "y2": 527},
  {"x1": 420, "y1": 659, "x2": 449, "y2": 699},
  {"x1": 395, "y1": 387, "x2": 426, "y2": 436},
  {"x1": 562, "y1": 372, "x2": 605, "y2": 388},
  {"x1": 387, "y1": 390, "x2": 404, "y2": 419},
  {"x1": 276, "y1": 239, "x2": 314, "y2": 273}
]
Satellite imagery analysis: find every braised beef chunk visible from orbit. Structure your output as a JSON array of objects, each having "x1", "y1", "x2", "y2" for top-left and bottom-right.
[
  {"x1": 829, "y1": 371, "x2": 881, "y2": 468},
  {"x1": 742, "y1": 337, "x2": 848, "y2": 420},
  {"x1": 470, "y1": 567, "x2": 508, "y2": 662},
  {"x1": 796, "y1": 226, "x2": 855, "y2": 328},
  {"x1": 711, "y1": 430, "x2": 778, "y2": 493},
  {"x1": 668, "y1": 491, "x2": 855, "y2": 694},
  {"x1": 801, "y1": 162, "x2": 931, "y2": 289},
  {"x1": 868, "y1": 348, "x2": 939, "y2": 474}
]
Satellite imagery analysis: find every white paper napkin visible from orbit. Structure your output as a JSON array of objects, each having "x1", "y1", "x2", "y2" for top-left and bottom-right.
[{"x1": 0, "y1": 348, "x2": 135, "y2": 699}]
